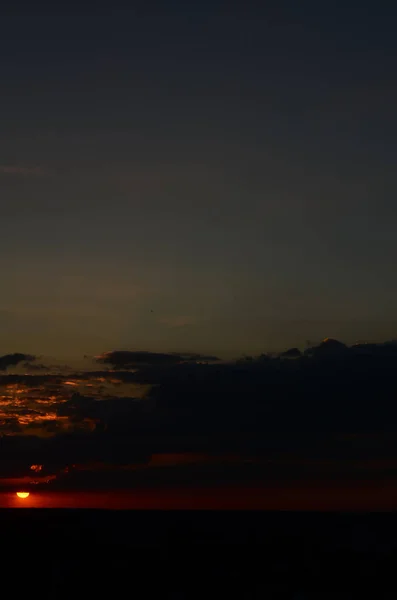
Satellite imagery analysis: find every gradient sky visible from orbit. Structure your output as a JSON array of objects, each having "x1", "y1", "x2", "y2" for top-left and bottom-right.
[{"x1": 1, "y1": 1, "x2": 397, "y2": 358}]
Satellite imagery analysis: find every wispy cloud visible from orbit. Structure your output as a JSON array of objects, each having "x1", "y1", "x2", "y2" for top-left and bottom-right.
[{"x1": 0, "y1": 165, "x2": 48, "y2": 176}]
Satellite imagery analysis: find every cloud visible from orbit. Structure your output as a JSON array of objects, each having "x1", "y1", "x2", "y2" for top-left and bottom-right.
[
  {"x1": 305, "y1": 337, "x2": 349, "y2": 358},
  {"x1": 0, "y1": 165, "x2": 48, "y2": 176},
  {"x1": 0, "y1": 353, "x2": 36, "y2": 371},
  {"x1": 280, "y1": 347, "x2": 301, "y2": 358},
  {"x1": 0, "y1": 373, "x2": 60, "y2": 385},
  {"x1": 1, "y1": 339, "x2": 397, "y2": 491},
  {"x1": 177, "y1": 352, "x2": 220, "y2": 362},
  {"x1": 351, "y1": 340, "x2": 397, "y2": 357},
  {"x1": 22, "y1": 362, "x2": 50, "y2": 371},
  {"x1": 304, "y1": 338, "x2": 397, "y2": 359},
  {"x1": 96, "y1": 351, "x2": 180, "y2": 368},
  {"x1": 96, "y1": 350, "x2": 219, "y2": 369}
]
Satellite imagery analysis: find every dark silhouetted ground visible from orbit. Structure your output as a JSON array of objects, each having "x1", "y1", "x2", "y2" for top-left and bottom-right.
[{"x1": 3, "y1": 510, "x2": 397, "y2": 598}]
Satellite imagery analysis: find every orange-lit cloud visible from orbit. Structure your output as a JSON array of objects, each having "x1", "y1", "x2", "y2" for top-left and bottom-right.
[
  {"x1": 30, "y1": 464, "x2": 43, "y2": 472},
  {"x1": 0, "y1": 369, "x2": 149, "y2": 438}
]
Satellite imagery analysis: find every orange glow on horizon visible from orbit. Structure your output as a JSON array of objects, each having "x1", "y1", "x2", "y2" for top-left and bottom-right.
[{"x1": 16, "y1": 492, "x2": 30, "y2": 499}]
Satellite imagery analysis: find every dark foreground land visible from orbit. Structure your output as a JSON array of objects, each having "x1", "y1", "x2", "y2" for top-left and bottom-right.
[{"x1": 4, "y1": 510, "x2": 397, "y2": 598}]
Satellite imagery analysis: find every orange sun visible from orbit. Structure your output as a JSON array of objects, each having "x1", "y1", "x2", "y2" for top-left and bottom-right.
[{"x1": 16, "y1": 492, "x2": 30, "y2": 499}]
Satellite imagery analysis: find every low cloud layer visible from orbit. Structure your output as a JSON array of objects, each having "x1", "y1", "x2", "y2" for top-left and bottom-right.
[
  {"x1": 0, "y1": 338, "x2": 397, "y2": 491},
  {"x1": 96, "y1": 350, "x2": 219, "y2": 369}
]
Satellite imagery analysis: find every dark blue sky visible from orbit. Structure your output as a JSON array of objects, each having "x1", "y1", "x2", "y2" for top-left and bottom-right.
[{"x1": 1, "y1": 2, "x2": 397, "y2": 358}]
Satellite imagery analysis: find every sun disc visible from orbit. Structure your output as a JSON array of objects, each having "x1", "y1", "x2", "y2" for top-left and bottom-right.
[{"x1": 16, "y1": 492, "x2": 30, "y2": 499}]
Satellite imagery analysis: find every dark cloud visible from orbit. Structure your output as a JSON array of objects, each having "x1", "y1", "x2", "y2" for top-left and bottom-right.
[
  {"x1": 351, "y1": 340, "x2": 397, "y2": 357},
  {"x1": 0, "y1": 373, "x2": 61, "y2": 385},
  {"x1": 96, "y1": 350, "x2": 219, "y2": 369},
  {"x1": 1, "y1": 339, "x2": 397, "y2": 491},
  {"x1": 22, "y1": 362, "x2": 50, "y2": 371},
  {"x1": 304, "y1": 338, "x2": 348, "y2": 358},
  {"x1": 280, "y1": 348, "x2": 301, "y2": 358},
  {"x1": 0, "y1": 370, "x2": 145, "y2": 388},
  {"x1": 176, "y1": 352, "x2": 220, "y2": 362},
  {"x1": 302, "y1": 338, "x2": 397, "y2": 359},
  {"x1": 0, "y1": 353, "x2": 36, "y2": 371},
  {"x1": 97, "y1": 350, "x2": 179, "y2": 368},
  {"x1": 0, "y1": 417, "x2": 23, "y2": 435},
  {"x1": 56, "y1": 392, "x2": 142, "y2": 425}
]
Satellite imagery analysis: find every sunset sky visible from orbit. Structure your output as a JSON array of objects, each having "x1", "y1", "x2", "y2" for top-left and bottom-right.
[
  {"x1": 0, "y1": 345, "x2": 396, "y2": 511},
  {"x1": 1, "y1": 2, "x2": 397, "y2": 359}
]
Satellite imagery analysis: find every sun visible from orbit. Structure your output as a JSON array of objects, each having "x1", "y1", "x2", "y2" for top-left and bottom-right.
[{"x1": 16, "y1": 492, "x2": 30, "y2": 499}]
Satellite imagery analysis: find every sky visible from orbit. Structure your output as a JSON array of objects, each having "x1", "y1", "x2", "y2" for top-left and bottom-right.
[{"x1": 1, "y1": 1, "x2": 397, "y2": 359}]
